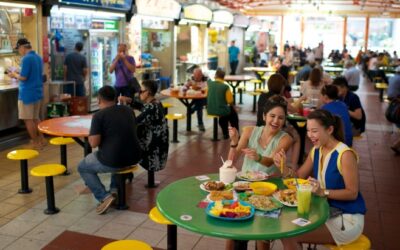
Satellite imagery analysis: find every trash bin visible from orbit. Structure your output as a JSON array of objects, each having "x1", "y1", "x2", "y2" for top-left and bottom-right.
[
  {"x1": 208, "y1": 57, "x2": 218, "y2": 70},
  {"x1": 69, "y1": 96, "x2": 88, "y2": 115}
]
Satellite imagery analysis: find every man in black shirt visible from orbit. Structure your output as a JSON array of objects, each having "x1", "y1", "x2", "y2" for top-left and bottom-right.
[
  {"x1": 64, "y1": 42, "x2": 88, "y2": 96},
  {"x1": 78, "y1": 86, "x2": 141, "y2": 214}
]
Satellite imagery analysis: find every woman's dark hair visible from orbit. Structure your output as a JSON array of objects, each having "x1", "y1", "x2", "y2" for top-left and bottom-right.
[
  {"x1": 321, "y1": 85, "x2": 339, "y2": 100},
  {"x1": 332, "y1": 76, "x2": 349, "y2": 88},
  {"x1": 278, "y1": 65, "x2": 289, "y2": 81},
  {"x1": 307, "y1": 109, "x2": 344, "y2": 142},
  {"x1": 98, "y1": 85, "x2": 116, "y2": 102},
  {"x1": 309, "y1": 68, "x2": 322, "y2": 87},
  {"x1": 142, "y1": 80, "x2": 158, "y2": 96},
  {"x1": 263, "y1": 95, "x2": 288, "y2": 116},
  {"x1": 267, "y1": 74, "x2": 286, "y2": 94}
]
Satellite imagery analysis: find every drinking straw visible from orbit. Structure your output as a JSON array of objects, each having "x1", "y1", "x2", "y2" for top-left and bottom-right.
[
  {"x1": 220, "y1": 156, "x2": 225, "y2": 165},
  {"x1": 280, "y1": 157, "x2": 284, "y2": 174},
  {"x1": 294, "y1": 177, "x2": 299, "y2": 189}
]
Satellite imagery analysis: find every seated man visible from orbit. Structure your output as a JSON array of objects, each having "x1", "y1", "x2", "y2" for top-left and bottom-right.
[
  {"x1": 343, "y1": 60, "x2": 361, "y2": 92},
  {"x1": 184, "y1": 67, "x2": 207, "y2": 131},
  {"x1": 333, "y1": 77, "x2": 366, "y2": 136},
  {"x1": 207, "y1": 68, "x2": 239, "y2": 139},
  {"x1": 78, "y1": 86, "x2": 142, "y2": 215}
]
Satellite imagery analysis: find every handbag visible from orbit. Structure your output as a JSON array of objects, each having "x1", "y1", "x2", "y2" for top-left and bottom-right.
[
  {"x1": 120, "y1": 63, "x2": 140, "y2": 94},
  {"x1": 385, "y1": 98, "x2": 400, "y2": 124}
]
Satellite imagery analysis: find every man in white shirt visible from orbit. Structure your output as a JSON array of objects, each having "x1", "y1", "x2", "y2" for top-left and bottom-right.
[{"x1": 343, "y1": 60, "x2": 361, "y2": 91}]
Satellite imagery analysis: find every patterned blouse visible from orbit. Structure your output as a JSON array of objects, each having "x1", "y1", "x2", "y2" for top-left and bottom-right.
[{"x1": 136, "y1": 100, "x2": 169, "y2": 172}]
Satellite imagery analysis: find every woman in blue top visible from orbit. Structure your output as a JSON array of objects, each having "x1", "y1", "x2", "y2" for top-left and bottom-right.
[{"x1": 274, "y1": 109, "x2": 366, "y2": 248}]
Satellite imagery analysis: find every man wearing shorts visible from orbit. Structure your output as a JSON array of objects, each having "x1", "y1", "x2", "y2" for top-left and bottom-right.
[{"x1": 10, "y1": 38, "x2": 46, "y2": 149}]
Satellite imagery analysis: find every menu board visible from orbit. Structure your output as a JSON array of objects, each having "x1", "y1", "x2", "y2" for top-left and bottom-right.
[{"x1": 59, "y1": 0, "x2": 133, "y2": 12}]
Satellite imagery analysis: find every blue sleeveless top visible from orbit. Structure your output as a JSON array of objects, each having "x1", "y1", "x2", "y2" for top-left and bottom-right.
[{"x1": 311, "y1": 142, "x2": 366, "y2": 214}]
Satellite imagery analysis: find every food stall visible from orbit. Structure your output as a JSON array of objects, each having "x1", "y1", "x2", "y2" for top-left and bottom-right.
[
  {"x1": 48, "y1": 0, "x2": 132, "y2": 111},
  {"x1": 0, "y1": 1, "x2": 41, "y2": 132},
  {"x1": 228, "y1": 14, "x2": 249, "y2": 74},
  {"x1": 129, "y1": 0, "x2": 181, "y2": 87},
  {"x1": 176, "y1": 4, "x2": 212, "y2": 84}
]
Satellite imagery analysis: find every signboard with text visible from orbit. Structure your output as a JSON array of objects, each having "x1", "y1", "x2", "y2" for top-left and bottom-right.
[{"x1": 59, "y1": 0, "x2": 133, "y2": 12}]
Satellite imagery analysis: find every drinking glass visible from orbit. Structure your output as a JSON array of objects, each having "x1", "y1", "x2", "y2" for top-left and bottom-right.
[{"x1": 297, "y1": 184, "x2": 312, "y2": 219}]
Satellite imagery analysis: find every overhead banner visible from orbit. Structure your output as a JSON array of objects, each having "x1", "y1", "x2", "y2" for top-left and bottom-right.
[
  {"x1": 183, "y1": 4, "x2": 212, "y2": 22},
  {"x1": 233, "y1": 14, "x2": 249, "y2": 28},
  {"x1": 59, "y1": 0, "x2": 133, "y2": 12},
  {"x1": 136, "y1": 0, "x2": 181, "y2": 19},
  {"x1": 212, "y1": 10, "x2": 233, "y2": 25}
]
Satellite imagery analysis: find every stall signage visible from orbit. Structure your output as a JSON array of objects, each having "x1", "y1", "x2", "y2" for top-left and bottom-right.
[
  {"x1": 59, "y1": 0, "x2": 133, "y2": 11},
  {"x1": 136, "y1": 0, "x2": 181, "y2": 19},
  {"x1": 233, "y1": 14, "x2": 249, "y2": 28},
  {"x1": 183, "y1": 4, "x2": 212, "y2": 22},
  {"x1": 91, "y1": 20, "x2": 118, "y2": 30},
  {"x1": 212, "y1": 10, "x2": 233, "y2": 25}
]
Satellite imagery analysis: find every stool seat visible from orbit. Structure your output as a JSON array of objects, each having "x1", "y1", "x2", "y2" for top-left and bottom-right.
[
  {"x1": 102, "y1": 240, "x2": 153, "y2": 250},
  {"x1": 31, "y1": 164, "x2": 66, "y2": 177},
  {"x1": 248, "y1": 91, "x2": 261, "y2": 96},
  {"x1": 207, "y1": 114, "x2": 220, "y2": 119},
  {"x1": 7, "y1": 149, "x2": 39, "y2": 160},
  {"x1": 117, "y1": 165, "x2": 139, "y2": 174},
  {"x1": 250, "y1": 79, "x2": 262, "y2": 83},
  {"x1": 296, "y1": 121, "x2": 306, "y2": 128},
  {"x1": 375, "y1": 83, "x2": 388, "y2": 89},
  {"x1": 162, "y1": 102, "x2": 174, "y2": 109},
  {"x1": 325, "y1": 234, "x2": 371, "y2": 250},
  {"x1": 149, "y1": 207, "x2": 172, "y2": 225},
  {"x1": 255, "y1": 89, "x2": 268, "y2": 93},
  {"x1": 49, "y1": 137, "x2": 75, "y2": 145},
  {"x1": 165, "y1": 113, "x2": 185, "y2": 120}
]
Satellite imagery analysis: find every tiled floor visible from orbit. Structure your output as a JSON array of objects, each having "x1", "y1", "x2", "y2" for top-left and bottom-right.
[{"x1": 0, "y1": 77, "x2": 399, "y2": 249}]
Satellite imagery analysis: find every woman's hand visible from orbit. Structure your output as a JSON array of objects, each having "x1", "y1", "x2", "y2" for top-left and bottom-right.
[
  {"x1": 273, "y1": 149, "x2": 286, "y2": 167},
  {"x1": 228, "y1": 126, "x2": 239, "y2": 145},
  {"x1": 241, "y1": 148, "x2": 258, "y2": 161},
  {"x1": 308, "y1": 177, "x2": 325, "y2": 197},
  {"x1": 118, "y1": 96, "x2": 132, "y2": 105}
]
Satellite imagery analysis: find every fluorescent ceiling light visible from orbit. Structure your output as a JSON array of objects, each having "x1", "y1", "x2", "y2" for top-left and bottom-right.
[
  {"x1": 137, "y1": 14, "x2": 174, "y2": 22},
  {"x1": 53, "y1": 6, "x2": 125, "y2": 18},
  {"x1": 179, "y1": 18, "x2": 208, "y2": 25},
  {"x1": 0, "y1": 2, "x2": 36, "y2": 9}
]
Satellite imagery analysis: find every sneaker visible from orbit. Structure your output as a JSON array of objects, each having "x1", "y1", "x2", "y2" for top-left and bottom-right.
[
  {"x1": 198, "y1": 124, "x2": 205, "y2": 132},
  {"x1": 96, "y1": 194, "x2": 115, "y2": 215}
]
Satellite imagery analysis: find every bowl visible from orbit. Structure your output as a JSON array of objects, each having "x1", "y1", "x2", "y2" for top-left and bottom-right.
[
  {"x1": 283, "y1": 178, "x2": 309, "y2": 190},
  {"x1": 249, "y1": 182, "x2": 277, "y2": 196}
]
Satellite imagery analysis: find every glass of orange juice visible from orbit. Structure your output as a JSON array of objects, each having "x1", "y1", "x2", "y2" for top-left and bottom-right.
[{"x1": 297, "y1": 184, "x2": 312, "y2": 219}]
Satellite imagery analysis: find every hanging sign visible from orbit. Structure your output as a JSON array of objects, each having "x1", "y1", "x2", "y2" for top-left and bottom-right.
[
  {"x1": 183, "y1": 4, "x2": 212, "y2": 22},
  {"x1": 136, "y1": 0, "x2": 181, "y2": 19},
  {"x1": 233, "y1": 14, "x2": 249, "y2": 28},
  {"x1": 212, "y1": 10, "x2": 233, "y2": 25},
  {"x1": 59, "y1": 0, "x2": 133, "y2": 12}
]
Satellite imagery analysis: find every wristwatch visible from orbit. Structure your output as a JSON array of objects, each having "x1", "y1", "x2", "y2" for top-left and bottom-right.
[{"x1": 323, "y1": 189, "x2": 330, "y2": 197}]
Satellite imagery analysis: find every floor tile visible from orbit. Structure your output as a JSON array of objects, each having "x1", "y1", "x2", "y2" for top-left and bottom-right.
[
  {"x1": 126, "y1": 227, "x2": 166, "y2": 247},
  {"x1": 0, "y1": 219, "x2": 39, "y2": 237},
  {"x1": 24, "y1": 222, "x2": 66, "y2": 241},
  {"x1": 0, "y1": 234, "x2": 18, "y2": 249},
  {"x1": 4, "y1": 237, "x2": 47, "y2": 250},
  {"x1": 93, "y1": 221, "x2": 135, "y2": 239},
  {"x1": 157, "y1": 232, "x2": 201, "y2": 250}
]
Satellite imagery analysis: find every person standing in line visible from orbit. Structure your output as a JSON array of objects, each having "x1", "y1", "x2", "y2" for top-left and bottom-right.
[
  {"x1": 109, "y1": 43, "x2": 136, "y2": 97},
  {"x1": 78, "y1": 86, "x2": 142, "y2": 214},
  {"x1": 9, "y1": 38, "x2": 46, "y2": 149},
  {"x1": 63, "y1": 42, "x2": 88, "y2": 96},
  {"x1": 228, "y1": 40, "x2": 240, "y2": 75}
]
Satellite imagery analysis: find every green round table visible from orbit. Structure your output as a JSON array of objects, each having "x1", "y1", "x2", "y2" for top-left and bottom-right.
[{"x1": 157, "y1": 174, "x2": 329, "y2": 248}]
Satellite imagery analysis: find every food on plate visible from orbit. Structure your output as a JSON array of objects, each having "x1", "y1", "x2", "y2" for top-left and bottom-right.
[
  {"x1": 204, "y1": 181, "x2": 225, "y2": 191},
  {"x1": 249, "y1": 182, "x2": 277, "y2": 196},
  {"x1": 246, "y1": 194, "x2": 280, "y2": 211},
  {"x1": 233, "y1": 181, "x2": 251, "y2": 192},
  {"x1": 209, "y1": 190, "x2": 234, "y2": 201},
  {"x1": 279, "y1": 189, "x2": 297, "y2": 205},
  {"x1": 283, "y1": 178, "x2": 309, "y2": 190},
  {"x1": 237, "y1": 171, "x2": 269, "y2": 181},
  {"x1": 208, "y1": 200, "x2": 251, "y2": 218}
]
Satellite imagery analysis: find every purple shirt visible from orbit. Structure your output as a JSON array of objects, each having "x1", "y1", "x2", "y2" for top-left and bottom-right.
[{"x1": 114, "y1": 55, "x2": 135, "y2": 87}]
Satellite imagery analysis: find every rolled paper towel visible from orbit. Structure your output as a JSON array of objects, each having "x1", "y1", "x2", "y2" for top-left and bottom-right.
[{"x1": 219, "y1": 160, "x2": 237, "y2": 184}]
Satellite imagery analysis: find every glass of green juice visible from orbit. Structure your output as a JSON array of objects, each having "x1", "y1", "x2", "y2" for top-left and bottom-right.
[{"x1": 297, "y1": 184, "x2": 313, "y2": 219}]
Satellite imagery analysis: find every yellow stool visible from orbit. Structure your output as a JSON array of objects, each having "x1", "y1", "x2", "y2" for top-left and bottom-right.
[
  {"x1": 149, "y1": 207, "x2": 177, "y2": 250},
  {"x1": 165, "y1": 113, "x2": 185, "y2": 143},
  {"x1": 250, "y1": 79, "x2": 262, "y2": 91},
  {"x1": 207, "y1": 114, "x2": 220, "y2": 141},
  {"x1": 248, "y1": 91, "x2": 261, "y2": 112},
  {"x1": 375, "y1": 82, "x2": 388, "y2": 102},
  {"x1": 114, "y1": 165, "x2": 139, "y2": 210},
  {"x1": 296, "y1": 121, "x2": 306, "y2": 128},
  {"x1": 30, "y1": 164, "x2": 66, "y2": 214},
  {"x1": 162, "y1": 102, "x2": 174, "y2": 114},
  {"x1": 325, "y1": 234, "x2": 371, "y2": 250},
  {"x1": 102, "y1": 240, "x2": 153, "y2": 250},
  {"x1": 50, "y1": 137, "x2": 75, "y2": 175},
  {"x1": 7, "y1": 149, "x2": 39, "y2": 194}
]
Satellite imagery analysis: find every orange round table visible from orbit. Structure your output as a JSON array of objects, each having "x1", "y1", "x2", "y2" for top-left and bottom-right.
[
  {"x1": 160, "y1": 89, "x2": 207, "y2": 132},
  {"x1": 38, "y1": 115, "x2": 92, "y2": 156},
  {"x1": 224, "y1": 75, "x2": 255, "y2": 105}
]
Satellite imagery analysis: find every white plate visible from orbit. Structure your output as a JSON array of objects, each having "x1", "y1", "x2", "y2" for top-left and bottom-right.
[
  {"x1": 273, "y1": 191, "x2": 297, "y2": 207},
  {"x1": 232, "y1": 181, "x2": 252, "y2": 191},
  {"x1": 200, "y1": 181, "x2": 229, "y2": 192},
  {"x1": 236, "y1": 171, "x2": 269, "y2": 182}
]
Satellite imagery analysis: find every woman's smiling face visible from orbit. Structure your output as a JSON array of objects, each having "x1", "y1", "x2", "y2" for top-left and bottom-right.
[
  {"x1": 306, "y1": 119, "x2": 332, "y2": 148},
  {"x1": 264, "y1": 106, "x2": 286, "y2": 132}
]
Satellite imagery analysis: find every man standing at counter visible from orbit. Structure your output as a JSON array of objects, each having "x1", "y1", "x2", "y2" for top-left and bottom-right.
[
  {"x1": 63, "y1": 42, "x2": 88, "y2": 96},
  {"x1": 9, "y1": 38, "x2": 46, "y2": 149}
]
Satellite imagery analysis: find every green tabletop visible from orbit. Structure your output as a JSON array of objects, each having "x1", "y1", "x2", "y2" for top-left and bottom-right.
[
  {"x1": 287, "y1": 114, "x2": 307, "y2": 121},
  {"x1": 156, "y1": 174, "x2": 329, "y2": 240}
]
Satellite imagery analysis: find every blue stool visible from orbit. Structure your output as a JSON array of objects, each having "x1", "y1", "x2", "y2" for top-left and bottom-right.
[{"x1": 159, "y1": 77, "x2": 171, "y2": 89}]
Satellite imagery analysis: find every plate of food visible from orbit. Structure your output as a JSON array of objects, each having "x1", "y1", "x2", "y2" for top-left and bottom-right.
[
  {"x1": 273, "y1": 189, "x2": 298, "y2": 207},
  {"x1": 283, "y1": 178, "x2": 309, "y2": 190},
  {"x1": 206, "y1": 200, "x2": 254, "y2": 221},
  {"x1": 232, "y1": 181, "x2": 252, "y2": 192},
  {"x1": 207, "y1": 190, "x2": 236, "y2": 202},
  {"x1": 200, "y1": 181, "x2": 233, "y2": 192},
  {"x1": 239, "y1": 193, "x2": 283, "y2": 211},
  {"x1": 236, "y1": 171, "x2": 269, "y2": 182}
]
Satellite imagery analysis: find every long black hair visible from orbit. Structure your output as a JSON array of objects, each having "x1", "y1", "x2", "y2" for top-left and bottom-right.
[
  {"x1": 263, "y1": 95, "x2": 288, "y2": 116},
  {"x1": 307, "y1": 109, "x2": 344, "y2": 142}
]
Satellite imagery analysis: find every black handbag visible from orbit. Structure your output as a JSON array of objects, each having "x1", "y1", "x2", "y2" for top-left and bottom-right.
[
  {"x1": 120, "y1": 63, "x2": 140, "y2": 94},
  {"x1": 385, "y1": 98, "x2": 400, "y2": 124}
]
